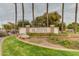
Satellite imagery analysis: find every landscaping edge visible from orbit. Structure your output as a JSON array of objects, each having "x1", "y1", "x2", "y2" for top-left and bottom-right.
[
  {"x1": 17, "y1": 37, "x2": 79, "y2": 52},
  {"x1": 0, "y1": 35, "x2": 14, "y2": 56}
]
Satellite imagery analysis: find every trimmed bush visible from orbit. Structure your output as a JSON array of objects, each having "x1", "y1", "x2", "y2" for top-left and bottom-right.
[
  {"x1": 0, "y1": 32, "x2": 8, "y2": 37},
  {"x1": 27, "y1": 33, "x2": 58, "y2": 37}
]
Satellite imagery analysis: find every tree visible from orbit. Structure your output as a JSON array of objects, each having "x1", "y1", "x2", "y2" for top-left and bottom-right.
[
  {"x1": 67, "y1": 22, "x2": 79, "y2": 32},
  {"x1": 3, "y1": 24, "x2": 11, "y2": 32},
  {"x1": 14, "y1": 3, "x2": 17, "y2": 25},
  {"x1": 14, "y1": 3, "x2": 18, "y2": 31},
  {"x1": 32, "y1": 11, "x2": 61, "y2": 27},
  {"x1": 61, "y1": 3, "x2": 64, "y2": 32},
  {"x1": 74, "y1": 3, "x2": 78, "y2": 33},
  {"x1": 17, "y1": 20, "x2": 30, "y2": 27},
  {"x1": 32, "y1": 3, "x2": 34, "y2": 26},
  {"x1": 67, "y1": 22, "x2": 79, "y2": 29},
  {"x1": 22, "y1": 3, "x2": 25, "y2": 27},
  {"x1": 58, "y1": 22, "x2": 66, "y2": 31},
  {"x1": 46, "y1": 3, "x2": 49, "y2": 27},
  {"x1": 3, "y1": 20, "x2": 30, "y2": 32},
  {"x1": 3, "y1": 22, "x2": 16, "y2": 32}
]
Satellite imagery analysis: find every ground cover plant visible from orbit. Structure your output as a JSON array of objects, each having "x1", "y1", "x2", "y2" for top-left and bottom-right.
[{"x1": 48, "y1": 35, "x2": 79, "y2": 49}]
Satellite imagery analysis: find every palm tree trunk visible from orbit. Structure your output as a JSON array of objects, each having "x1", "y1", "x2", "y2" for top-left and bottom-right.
[
  {"x1": 14, "y1": 3, "x2": 17, "y2": 32},
  {"x1": 22, "y1": 3, "x2": 24, "y2": 27},
  {"x1": 32, "y1": 3, "x2": 34, "y2": 27},
  {"x1": 61, "y1": 3, "x2": 64, "y2": 33},
  {"x1": 14, "y1": 3, "x2": 17, "y2": 24},
  {"x1": 74, "y1": 3, "x2": 78, "y2": 33},
  {"x1": 46, "y1": 3, "x2": 49, "y2": 27}
]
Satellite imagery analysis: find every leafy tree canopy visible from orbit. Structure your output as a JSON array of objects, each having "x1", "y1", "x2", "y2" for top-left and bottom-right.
[
  {"x1": 32, "y1": 11, "x2": 61, "y2": 27},
  {"x1": 3, "y1": 20, "x2": 30, "y2": 31},
  {"x1": 67, "y1": 22, "x2": 79, "y2": 32},
  {"x1": 67, "y1": 22, "x2": 79, "y2": 29},
  {"x1": 17, "y1": 20, "x2": 30, "y2": 27}
]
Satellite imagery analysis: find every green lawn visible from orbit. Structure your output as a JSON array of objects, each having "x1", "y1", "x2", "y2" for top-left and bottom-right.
[{"x1": 2, "y1": 36, "x2": 79, "y2": 56}]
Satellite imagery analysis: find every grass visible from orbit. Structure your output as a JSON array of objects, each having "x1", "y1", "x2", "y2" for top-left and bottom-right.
[{"x1": 2, "y1": 36, "x2": 79, "y2": 56}]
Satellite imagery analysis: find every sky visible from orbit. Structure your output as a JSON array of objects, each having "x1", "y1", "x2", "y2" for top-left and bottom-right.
[{"x1": 0, "y1": 3, "x2": 79, "y2": 25}]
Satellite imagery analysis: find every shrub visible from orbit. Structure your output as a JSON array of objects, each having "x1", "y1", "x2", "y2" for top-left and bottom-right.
[
  {"x1": 0, "y1": 32, "x2": 8, "y2": 37},
  {"x1": 48, "y1": 35, "x2": 79, "y2": 49},
  {"x1": 57, "y1": 39, "x2": 71, "y2": 48},
  {"x1": 27, "y1": 33, "x2": 58, "y2": 37}
]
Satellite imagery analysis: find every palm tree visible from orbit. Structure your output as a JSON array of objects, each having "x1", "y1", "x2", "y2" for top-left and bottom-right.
[
  {"x1": 61, "y1": 3, "x2": 64, "y2": 32},
  {"x1": 74, "y1": 3, "x2": 78, "y2": 33},
  {"x1": 14, "y1": 3, "x2": 17, "y2": 24},
  {"x1": 14, "y1": 3, "x2": 17, "y2": 32},
  {"x1": 32, "y1": 3, "x2": 34, "y2": 27},
  {"x1": 46, "y1": 3, "x2": 49, "y2": 27},
  {"x1": 22, "y1": 3, "x2": 24, "y2": 27}
]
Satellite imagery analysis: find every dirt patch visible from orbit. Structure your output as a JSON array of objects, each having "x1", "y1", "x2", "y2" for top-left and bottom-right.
[
  {"x1": 25, "y1": 37, "x2": 66, "y2": 49},
  {"x1": 19, "y1": 34, "x2": 79, "y2": 50}
]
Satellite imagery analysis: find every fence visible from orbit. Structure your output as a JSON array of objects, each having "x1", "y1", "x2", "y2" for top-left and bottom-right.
[{"x1": 19, "y1": 25, "x2": 59, "y2": 34}]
